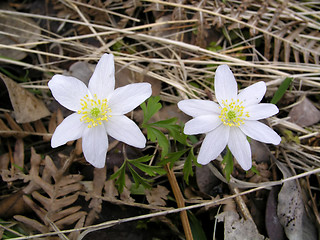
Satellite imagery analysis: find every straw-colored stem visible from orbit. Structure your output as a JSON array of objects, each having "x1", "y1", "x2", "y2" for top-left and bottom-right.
[{"x1": 165, "y1": 163, "x2": 193, "y2": 240}]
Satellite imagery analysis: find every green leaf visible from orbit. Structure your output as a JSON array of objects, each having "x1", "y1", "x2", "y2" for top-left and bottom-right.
[
  {"x1": 128, "y1": 156, "x2": 167, "y2": 176},
  {"x1": 222, "y1": 147, "x2": 233, "y2": 182},
  {"x1": 151, "y1": 118, "x2": 188, "y2": 145},
  {"x1": 128, "y1": 164, "x2": 152, "y2": 189},
  {"x1": 141, "y1": 96, "x2": 162, "y2": 124},
  {"x1": 110, "y1": 161, "x2": 127, "y2": 193},
  {"x1": 271, "y1": 77, "x2": 293, "y2": 104},
  {"x1": 147, "y1": 126, "x2": 169, "y2": 157},
  {"x1": 183, "y1": 149, "x2": 195, "y2": 184},
  {"x1": 188, "y1": 211, "x2": 207, "y2": 240},
  {"x1": 129, "y1": 155, "x2": 153, "y2": 164},
  {"x1": 161, "y1": 149, "x2": 188, "y2": 166}
]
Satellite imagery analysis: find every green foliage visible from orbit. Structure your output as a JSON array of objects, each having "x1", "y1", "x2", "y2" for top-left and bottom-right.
[
  {"x1": 271, "y1": 77, "x2": 293, "y2": 104},
  {"x1": 0, "y1": 219, "x2": 28, "y2": 239},
  {"x1": 221, "y1": 147, "x2": 233, "y2": 182},
  {"x1": 282, "y1": 129, "x2": 300, "y2": 144},
  {"x1": 141, "y1": 96, "x2": 188, "y2": 158},
  {"x1": 141, "y1": 96, "x2": 197, "y2": 184},
  {"x1": 183, "y1": 148, "x2": 199, "y2": 184},
  {"x1": 110, "y1": 155, "x2": 166, "y2": 193},
  {"x1": 188, "y1": 211, "x2": 207, "y2": 240}
]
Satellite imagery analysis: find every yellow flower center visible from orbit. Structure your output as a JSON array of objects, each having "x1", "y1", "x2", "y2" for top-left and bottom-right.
[
  {"x1": 77, "y1": 94, "x2": 111, "y2": 128},
  {"x1": 219, "y1": 99, "x2": 249, "y2": 127}
]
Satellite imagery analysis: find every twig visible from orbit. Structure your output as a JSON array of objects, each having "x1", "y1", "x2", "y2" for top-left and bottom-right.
[{"x1": 165, "y1": 163, "x2": 193, "y2": 240}]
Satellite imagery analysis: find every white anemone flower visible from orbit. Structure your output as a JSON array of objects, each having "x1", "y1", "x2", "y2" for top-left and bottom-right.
[
  {"x1": 178, "y1": 65, "x2": 281, "y2": 170},
  {"x1": 48, "y1": 53, "x2": 152, "y2": 168}
]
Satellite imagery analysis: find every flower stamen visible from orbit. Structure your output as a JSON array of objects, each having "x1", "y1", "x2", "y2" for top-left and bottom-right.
[
  {"x1": 78, "y1": 94, "x2": 112, "y2": 128},
  {"x1": 219, "y1": 99, "x2": 249, "y2": 127}
]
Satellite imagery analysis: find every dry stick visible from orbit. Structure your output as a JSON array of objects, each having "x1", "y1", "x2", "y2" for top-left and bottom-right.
[{"x1": 165, "y1": 163, "x2": 193, "y2": 240}]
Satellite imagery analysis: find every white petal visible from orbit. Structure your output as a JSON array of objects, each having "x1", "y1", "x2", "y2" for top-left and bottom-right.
[
  {"x1": 240, "y1": 120, "x2": 281, "y2": 145},
  {"x1": 245, "y1": 103, "x2": 279, "y2": 120},
  {"x1": 214, "y1": 65, "x2": 237, "y2": 105},
  {"x1": 184, "y1": 114, "x2": 221, "y2": 135},
  {"x1": 197, "y1": 124, "x2": 229, "y2": 165},
  {"x1": 88, "y1": 53, "x2": 115, "y2": 99},
  {"x1": 105, "y1": 115, "x2": 146, "y2": 148},
  {"x1": 82, "y1": 125, "x2": 108, "y2": 168},
  {"x1": 177, "y1": 99, "x2": 220, "y2": 118},
  {"x1": 51, "y1": 113, "x2": 85, "y2": 147},
  {"x1": 108, "y1": 83, "x2": 152, "y2": 115},
  {"x1": 238, "y1": 81, "x2": 266, "y2": 107},
  {"x1": 228, "y1": 127, "x2": 252, "y2": 171},
  {"x1": 48, "y1": 75, "x2": 89, "y2": 111}
]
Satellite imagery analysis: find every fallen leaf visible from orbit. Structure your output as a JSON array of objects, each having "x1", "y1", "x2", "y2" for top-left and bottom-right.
[
  {"x1": 145, "y1": 185, "x2": 170, "y2": 206},
  {"x1": 0, "y1": 190, "x2": 31, "y2": 219},
  {"x1": 277, "y1": 162, "x2": 317, "y2": 240},
  {"x1": 288, "y1": 97, "x2": 320, "y2": 127},
  {"x1": 216, "y1": 211, "x2": 265, "y2": 240},
  {"x1": 1, "y1": 73, "x2": 50, "y2": 123},
  {"x1": 265, "y1": 186, "x2": 285, "y2": 240},
  {"x1": 104, "y1": 179, "x2": 119, "y2": 200}
]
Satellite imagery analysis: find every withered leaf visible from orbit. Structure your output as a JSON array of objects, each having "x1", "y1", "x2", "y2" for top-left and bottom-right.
[
  {"x1": 0, "y1": 190, "x2": 30, "y2": 219},
  {"x1": 277, "y1": 163, "x2": 317, "y2": 240},
  {"x1": 14, "y1": 215, "x2": 48, "y2": 234},
  {"x1": 146, "y1": 185, "x2": 169, "y2": 206},
  {"x1": 1, "y1": 73, "x2": 50, "y2": 123},
  {"x1": 216, "y1": 211, "x2": 265, "y2": 240},
  {"x1": 288, "y1": 97, "x2": 320, "y2": 127}
]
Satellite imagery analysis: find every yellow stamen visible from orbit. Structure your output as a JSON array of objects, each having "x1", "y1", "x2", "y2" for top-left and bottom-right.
[
  {"x1": 219, "y1": 98, "x2": 249, "y2": 127},
  {"x1": 77, "y1": 94, "x2": 112, "y2": 128}
]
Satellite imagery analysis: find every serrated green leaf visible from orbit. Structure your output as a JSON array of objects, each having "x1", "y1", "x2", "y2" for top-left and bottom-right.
[
  {"x1": 271, "y1": 77, "x2": 293, "y2": 104},
  {"x1": 141, "y1": 96, "x2": 162, "y2": 124},
  {"x1": 147, "y1": 127, "x2": 169, "y2": 157},
  {"x1": 222, "y1": 147, "x2": 233, "y2": 182}
]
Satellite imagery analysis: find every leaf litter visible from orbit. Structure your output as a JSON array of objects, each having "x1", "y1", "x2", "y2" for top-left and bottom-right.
[{"x1": 0, "y1": 0, "x2": 319, "y2": 239}]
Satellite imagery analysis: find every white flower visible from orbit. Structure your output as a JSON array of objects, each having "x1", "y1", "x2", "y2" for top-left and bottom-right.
[
  {"x1": 178, "y1": 65, "x2": 281, "y2": 170},
  {"x1": 48, "y1": 53, "x2": 152, "y2": 168}
]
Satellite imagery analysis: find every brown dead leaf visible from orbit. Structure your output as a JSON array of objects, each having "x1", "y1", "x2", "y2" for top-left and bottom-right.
[
  {"x1": 14, "y1": 215, "x2": 48, "y2": 234},
  {"x1": 216, "y1": 211, "x2": 265, "y2": 240},
  {"x1": 13, "y1": 138, "x2": 24, "y2": 170},
  {"x1": 146, "y1": 185, "x2": 170, "y2": 206},
  {"x1": 1, "y1": 73, "x2": 50, "y2": 123},
  {"x1": 288, "y1": 97, "x2": 320, "y2": 127},
  {"x1": 0, "y1": 190, "x2": 31, "y2": 219},
  {"x1": 104, "y1": 179, "x2": 119, "y2": 200}
]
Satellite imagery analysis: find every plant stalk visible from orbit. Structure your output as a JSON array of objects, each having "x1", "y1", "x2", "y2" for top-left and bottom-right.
[{"x1": 165, "y1": 163, "x2": 193, "y2": 240}]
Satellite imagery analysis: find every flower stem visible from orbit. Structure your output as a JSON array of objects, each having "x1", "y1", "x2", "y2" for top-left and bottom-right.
[{"x1": 165, "y1": 163, "x2": 193, "y2": 240}]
